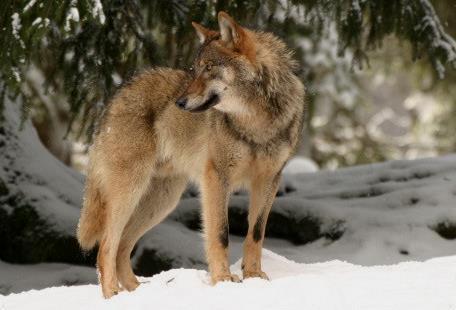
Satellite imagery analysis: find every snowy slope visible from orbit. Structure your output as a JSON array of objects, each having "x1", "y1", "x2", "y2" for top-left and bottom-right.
[
  {"x1": 160, "y1": 154, "x2": 456, "y2": 268},
  {"x1": 277, "y1": 154, "x2": 456, "y2": 265},
  {"x1": 0, "y1": 100, "x2": 84, "y2": 234},
  {"x1": 0, "y1": 260, "x2": 96, "y2": 295},
  {"x1": 2, "y1": 94, "x2": 456, "y2": 299},
  {"x1": 2, "y1": 152, "x2": 456, "y2": 294},
  {"x1": 2, "y1": 249, "x2": 456, "y2": 310}
]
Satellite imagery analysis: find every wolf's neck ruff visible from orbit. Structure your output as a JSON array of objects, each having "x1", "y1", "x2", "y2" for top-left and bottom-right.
[
  {"x1": 211, "y1": 29, "x2": 303, "y2": 149},
  {"x1": 221, "y1": 112, "x2": 299, "y2": 154}
]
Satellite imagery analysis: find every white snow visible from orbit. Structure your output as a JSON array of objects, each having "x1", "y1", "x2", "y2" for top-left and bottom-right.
[
  {"x1": 1, "y1": 98, "x2": 84, "y2": 235},
  {"x1": 416, "y1": 0, "x2": 456, "y2": 75},
  {"x1": 11, "y1": 13, "x2": 21, "y2": 40},
  {"x1": 166, "y1": 154, "x2": 456, "y2": 266},
  {"x1": 0, "y1": 261, "x2": 96, "y2": 295},
  {"x1": 11, "y1": 67, "x2": 21, "y2": 82},
  {"x1": 91, "y1": 0, "x2": 106, "y2": 24},
  {"x1": 31, "y1": 17, "x2": 49, "y2": 29},
  {"x1": 11, "y1": 12, "x2": 26, "y2": 49},
  {"x1": 282, "y1": 156, "x2": 319, "y2": 174},
  {"x1": 2, "y1": 250, "x2": 456, "y2": 310},
  {"x1": 32, "y1": 17, "x2": 42, "y2": 27},
  {"x1": 64, "y1": 2, "x2": 80, "y2": 32},
  {"x1": 2, "y1": 91, "x2": 456, "y2": 307},
  {"x1": 23, "y1": 0, "x2": 37, "y2": 12},
  {"x1": 276, "y1": 155, "x2": 456, "y2": 265}
]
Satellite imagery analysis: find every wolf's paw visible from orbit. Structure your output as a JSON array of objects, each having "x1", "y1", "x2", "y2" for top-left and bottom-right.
[
  {"x1": 122, "y1": 278, "x2": 140, "y2": 292},
  {"x1": 211, "y1": 273, "x2": 241, "y2": 285},
  {"x1": 102, "y1": 285, "x2": 121, "y2": 299},
  {"x1": 243, "y1": 270, "x2": 270, "y2": 280}
]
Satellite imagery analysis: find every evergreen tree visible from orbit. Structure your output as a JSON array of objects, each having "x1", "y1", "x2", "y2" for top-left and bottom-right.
[{"x1": 0, "y1": 0, "x2": 455, "y2": 138}]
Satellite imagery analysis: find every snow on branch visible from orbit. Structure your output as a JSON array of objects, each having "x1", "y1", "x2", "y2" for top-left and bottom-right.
[
  {"x1": 415, "y1": 0, "x2": 456, "y2": 77},
  {"x1": 292, "y1": 0, "x2": 456, "y2": 76}
]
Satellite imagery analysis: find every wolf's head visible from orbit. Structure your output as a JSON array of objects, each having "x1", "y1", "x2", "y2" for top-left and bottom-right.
[{"x1": 176, "y1": 12, "x2": 259, "y2": 113}]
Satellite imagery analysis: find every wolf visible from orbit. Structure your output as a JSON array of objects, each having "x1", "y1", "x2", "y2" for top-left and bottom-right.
[{"x1": 77, "y1": 11, "x2": 305, "y2": 298}]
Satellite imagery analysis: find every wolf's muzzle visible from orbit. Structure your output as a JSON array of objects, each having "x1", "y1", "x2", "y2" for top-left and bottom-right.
[
  {"x1": 175, "y1": 93, "x2": 220, "y2": 113},
  {"x1": 189, "y1": 93, "x2": 220, "y2": 113}
]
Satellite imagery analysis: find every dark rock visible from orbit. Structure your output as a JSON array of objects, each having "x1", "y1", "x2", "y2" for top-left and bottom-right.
[
  {"x1": 134, "y1": 249, "x2": 174, "y2": 277},
  {"x1": 0, "y1": 203, "x2": 96, "y2": 266},
  {"x1": 0, "y1": 178, "x2": 8, "y2": 196},
  {"x1": 399, "y1": 249, "x2": 409, "y2": 255},
  {"x1": 172, "y1": 197, "x2": 345, "y2": 246},
  {"x1": 432, "y1": 222, "x2": 456, "y2": 240}
]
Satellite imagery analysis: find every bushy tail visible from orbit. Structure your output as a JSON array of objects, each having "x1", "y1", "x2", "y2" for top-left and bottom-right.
[{"x1": 77, "y1": 177, "x2": 105, "y2": 251}]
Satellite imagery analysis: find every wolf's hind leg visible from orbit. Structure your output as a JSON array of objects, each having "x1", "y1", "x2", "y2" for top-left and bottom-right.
[
  {"x1": 242, "y1": 169, "x2": 281, "y2": 280},
  {"x1": 116, "y1": 175, "x2": 187, "y2": 291},
  {"x1": 97, "y1": 167, "x2": 153, "y2": 299}
]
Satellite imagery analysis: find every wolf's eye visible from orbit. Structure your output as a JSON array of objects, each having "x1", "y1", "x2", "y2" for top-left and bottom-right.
[
  {"x1": 188, "y1": 66, "x2": 194, "y2": 72},
  {"x1": 205, "y1": 63, "x2": 212, "y2": 71}
]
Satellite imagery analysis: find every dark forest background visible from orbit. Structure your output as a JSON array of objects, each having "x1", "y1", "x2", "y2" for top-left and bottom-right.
[{"x1": 1, "y1": 0, "x2": 455, "y2": 168}]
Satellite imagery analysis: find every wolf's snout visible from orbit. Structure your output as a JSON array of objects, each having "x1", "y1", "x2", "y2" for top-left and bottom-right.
[{"x1": 176, "y1": 97, "x2": 188, "y2": 109}]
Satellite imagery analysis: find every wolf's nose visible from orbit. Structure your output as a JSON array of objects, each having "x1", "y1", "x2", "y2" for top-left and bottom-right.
[{"x1": 176, "y1": 97, "x2": 187, "y2": 109}]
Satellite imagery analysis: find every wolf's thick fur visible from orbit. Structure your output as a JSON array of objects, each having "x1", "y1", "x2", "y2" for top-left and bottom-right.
[{"x1": 77, "y1": 12, "x2": 305, "y2": 298}]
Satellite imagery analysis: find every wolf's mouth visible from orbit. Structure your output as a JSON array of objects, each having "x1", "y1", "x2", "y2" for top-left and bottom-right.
[{"x1": 188, "y1": 93, "x2": 220, "y2": 113}]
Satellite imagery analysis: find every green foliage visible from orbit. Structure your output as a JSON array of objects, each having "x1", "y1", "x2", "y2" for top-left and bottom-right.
[{"x1": 289, "y1": 0, "x2": 456, "y2": 72}]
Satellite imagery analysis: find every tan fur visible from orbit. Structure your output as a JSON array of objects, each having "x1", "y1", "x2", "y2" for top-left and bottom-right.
[
  {"x1": 77, "y1": 12, "x2": 305, "y2": 298},
  {"x1": 77, "y1": 175, "x2": 105, "y2": 250}
]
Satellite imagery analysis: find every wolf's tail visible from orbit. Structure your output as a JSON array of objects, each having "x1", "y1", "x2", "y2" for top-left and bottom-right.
[{"x1": 77, "y1": 176, "x2": 105, "y2": 251}]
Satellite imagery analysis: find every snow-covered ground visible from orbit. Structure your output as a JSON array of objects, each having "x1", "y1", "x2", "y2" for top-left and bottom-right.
[
  {"x1": 2, "y1": 98, "x2": 456, "y2": 307},
  {"x1": 2, "y1": 154, "x2": 456, "y2": 308},
  {"x1": 159, "y1": 154, "x2": 456, "y2": 268},
  {"x1": 275, "y1": 154, "x2": 456, "y2": 265},
  {"x1": 2, "y1": 249, "x2": 456, "y2": 310},
  {"x1": 0, "y1": 261, "x2": 96, "y2": 295}
]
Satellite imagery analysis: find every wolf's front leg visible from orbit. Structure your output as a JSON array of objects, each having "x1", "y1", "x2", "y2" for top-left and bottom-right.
[
  {"x1": 201, "y1": 160, "x2": 240, "y2": 284},
  {"x1": 242, "y1": 171, "x2": 281, "y2": 280}
]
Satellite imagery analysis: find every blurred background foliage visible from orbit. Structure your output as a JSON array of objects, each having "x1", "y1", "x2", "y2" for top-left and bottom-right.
[{"x1": 0, "y1": 0, "x2": 455, "y2": 169}]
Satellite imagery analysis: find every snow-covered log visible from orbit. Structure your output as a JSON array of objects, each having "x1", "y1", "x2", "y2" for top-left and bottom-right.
[
  {"x1": 0, "y1": 100, "x2": 91, "y2": 265},
  {"x1": 133, "y1": 153, "x2": 456, "y2": 276}
]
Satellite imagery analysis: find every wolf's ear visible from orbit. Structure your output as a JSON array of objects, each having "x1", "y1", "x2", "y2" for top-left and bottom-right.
[
  {"x1": 192, "y1": 22, "x2": 214, "y2": 43},
  {"x1": 217, "y1": 12, "x2": 242, "y2": 46},
  {"x1": 217, "y1": 11, "x2": 255, "y2": 62}
]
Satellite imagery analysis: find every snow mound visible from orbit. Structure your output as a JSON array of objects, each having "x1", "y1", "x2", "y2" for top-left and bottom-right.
[
  {"x1": 282, "y1": 156, "x2": 319, "y2": 174},
  {"x1": 2, "y1": 249, "x2": 456, "y2": 310},
  {"x1": 0, "y1": 260, "x2": 96, "y2": 295}
]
